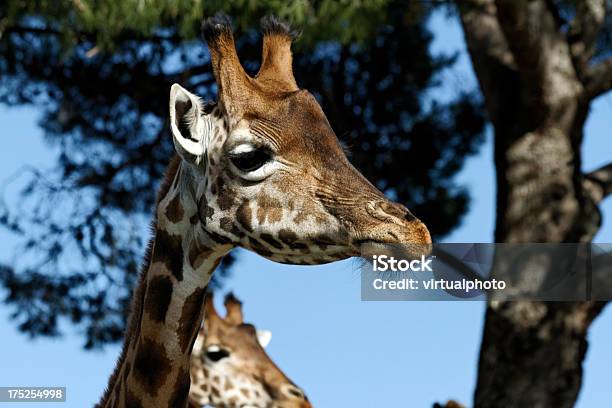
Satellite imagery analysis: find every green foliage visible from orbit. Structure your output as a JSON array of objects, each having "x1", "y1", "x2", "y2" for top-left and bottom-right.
[{"x1": 1, "y1": 0, "x2": 395, "y2": 49}]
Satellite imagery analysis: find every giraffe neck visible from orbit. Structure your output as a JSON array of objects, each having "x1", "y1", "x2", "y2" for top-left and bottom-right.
[{"x1": 98, "y1": 159, "x2": 232, "y2": 408}]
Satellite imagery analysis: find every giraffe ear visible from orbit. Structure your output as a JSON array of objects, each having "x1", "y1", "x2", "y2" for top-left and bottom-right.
[
  {"x1": 256, "y1": 330, "x2": 272, "y2": 348},
  {"x1": 169, "y1": 84, "x2": 210, "y2": 163}
]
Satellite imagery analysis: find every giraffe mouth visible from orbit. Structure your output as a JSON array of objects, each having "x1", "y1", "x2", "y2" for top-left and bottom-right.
[{"x1": 353, "y1": 239, "x2": 432, "y2": 260}]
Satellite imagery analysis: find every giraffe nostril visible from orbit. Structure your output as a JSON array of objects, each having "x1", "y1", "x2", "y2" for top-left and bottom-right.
[
  {"x1": 403, "y1": 209, "x2": 416, "y2": 222},
  {"x1": 288, "y1": 389, "x2": 303, "y2": 398},
  {"x1": 375, "y1": 200, "x2": 416, "y2": 222},
  {"x1": 284, "y1": 385, "x2": 307, "y2": 400},
  {"x1": 391, "y1": 202, "x2": 416, "y2": 222}
]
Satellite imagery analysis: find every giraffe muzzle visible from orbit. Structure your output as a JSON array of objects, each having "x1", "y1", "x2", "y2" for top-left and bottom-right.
[{"x1": 351, "y1": 199, "x2": 432, "y2": 259}]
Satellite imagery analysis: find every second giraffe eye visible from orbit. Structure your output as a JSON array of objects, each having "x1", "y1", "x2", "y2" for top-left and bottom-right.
[
  {"x1": 229, "y1": 149, "x2": 272, "y2": 173},
  {"x1": 205, "y1": 345, "x2": 230, "y2": 362}
]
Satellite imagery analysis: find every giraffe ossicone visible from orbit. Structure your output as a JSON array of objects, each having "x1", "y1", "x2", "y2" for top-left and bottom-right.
[
  {"x1": 189, "y1": 293, "x2": 311, "y2": 408},
  {"x1": 98, "y1": 13, "x2": 430, "y2": 408}
]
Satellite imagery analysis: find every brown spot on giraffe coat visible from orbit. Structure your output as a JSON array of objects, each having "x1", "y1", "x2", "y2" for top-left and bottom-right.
[
  {"x1": 236, "y1": 201, "x2": 253, "y2": 232},
  {"x1": 256, "y1": 194, "x2": 283, "y2": 224},
  {"x1": 278, "y1": 229, "x2": 297, "y2": 244},
  {"x1": 247, "y1": 237, "x2": 273, "y2": 257},
  {"x1": 278, "y1": 229, "x2": 309, "y2": 250},
  {"x1": 205, "y1": 229, "x2": 233, "y2": 245},
  {"x1": 132, "y1": 338, "x2": 172, "y2": 397},
  {"x1": 144, "y1": 275, "x2": 173, "y2": 323},
  {"x1": 152, "y1": 229, "x2": 183, "y2": 281},
  {"x1": 188, "y1": 241, "x2": 215, "y2": 270},
  {"x1": 220, "y1": 216, "x2": 243, "y2": 237},
  {"x1": 124, "y1": 390, "x2": 144, "y2": 408},
  {"x1": 168, "y1": 368, "x2": 191, "y2": 408},
  {"x1": 165, "y1": 194, "x2": 184, "y2": 223},
  {"x1": 216, "y1": 177, "x2": 237, "y2": 211},
  {"x1": 197, "y1": 195, "x2": 215, "y2": 225},
  {"x1": 259, "y1": 233, "x2": 283, "y2": 249},
  {"x1": 178, "y1": 287, "x2": 206, "y2": 352}
]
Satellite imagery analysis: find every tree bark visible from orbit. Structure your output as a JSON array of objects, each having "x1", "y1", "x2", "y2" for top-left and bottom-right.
[{"x1": 457, "y1": 1, "x2": 611, "y2": 406}]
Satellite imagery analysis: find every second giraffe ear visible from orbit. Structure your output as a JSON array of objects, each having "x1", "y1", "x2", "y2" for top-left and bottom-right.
[
  {"x1": 256, "y1": 330, "x2": 272, "y2": 348},
  {"x1": 169, "y1": 84, "x2": 212, "y2": 164}
]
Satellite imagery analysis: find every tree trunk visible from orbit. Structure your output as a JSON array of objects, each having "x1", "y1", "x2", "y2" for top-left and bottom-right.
[{"x1": 458, "y1": 1, "x2": 612, "y2": 406}]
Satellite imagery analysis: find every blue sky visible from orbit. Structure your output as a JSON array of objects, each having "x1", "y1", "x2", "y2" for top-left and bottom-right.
[{"x1": 0, "y1": 11, "x2": 611, "y2": 408}]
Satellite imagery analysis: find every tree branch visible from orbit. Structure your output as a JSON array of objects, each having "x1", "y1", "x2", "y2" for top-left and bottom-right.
[
  {"x1": 584, "y1": 162, "x2": 612, "y2": 204},
  {"x1": 457, "y1": 0, "x2": 517, "y2": 71},
  {"x1": 567, "y1": 0, "x2": 606, "y2": 75},
  {"x1": 494, "y1": 0, "x2": 579, "y2": 111},
  {"x1": 584, "y1": 57, "x2": 612, "y2": 99},
  {"x1": 456, "y1": 0, "x2": 520, "y2": 127}
]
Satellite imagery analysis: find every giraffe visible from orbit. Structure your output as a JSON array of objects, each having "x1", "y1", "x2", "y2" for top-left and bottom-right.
[
  {"x1": 188, "y1": 293, "x2": 311, "y2": 408},
  {"x1": 97, "y1": 14, "x2": 431, "y2": 408}
]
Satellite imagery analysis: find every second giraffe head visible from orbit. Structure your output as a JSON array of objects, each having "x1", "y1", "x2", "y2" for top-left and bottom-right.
[{"x1": 189, "y1": 293, "x2": 311, "y2": 408}]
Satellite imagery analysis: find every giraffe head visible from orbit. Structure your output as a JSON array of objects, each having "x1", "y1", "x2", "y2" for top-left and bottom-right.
[
  {"x1": 189, "y1": 293, "x2": 311, "y2": 408},
  {"x1": 168, "y1": 14, "x2": 431, "y2": 265}
]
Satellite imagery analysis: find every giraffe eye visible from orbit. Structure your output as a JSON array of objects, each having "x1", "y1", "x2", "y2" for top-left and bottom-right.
[
  {"x1": 229, "y1": 149, "x2": 272, "y2": 173},
  {"x1": 205, "y1": 345, "x2": 230, "y2": 362}
]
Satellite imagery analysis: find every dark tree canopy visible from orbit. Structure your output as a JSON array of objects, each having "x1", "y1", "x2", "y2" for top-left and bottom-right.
[{"x1": 0, "y1": 1, "x2": 486, "y2": 348}]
